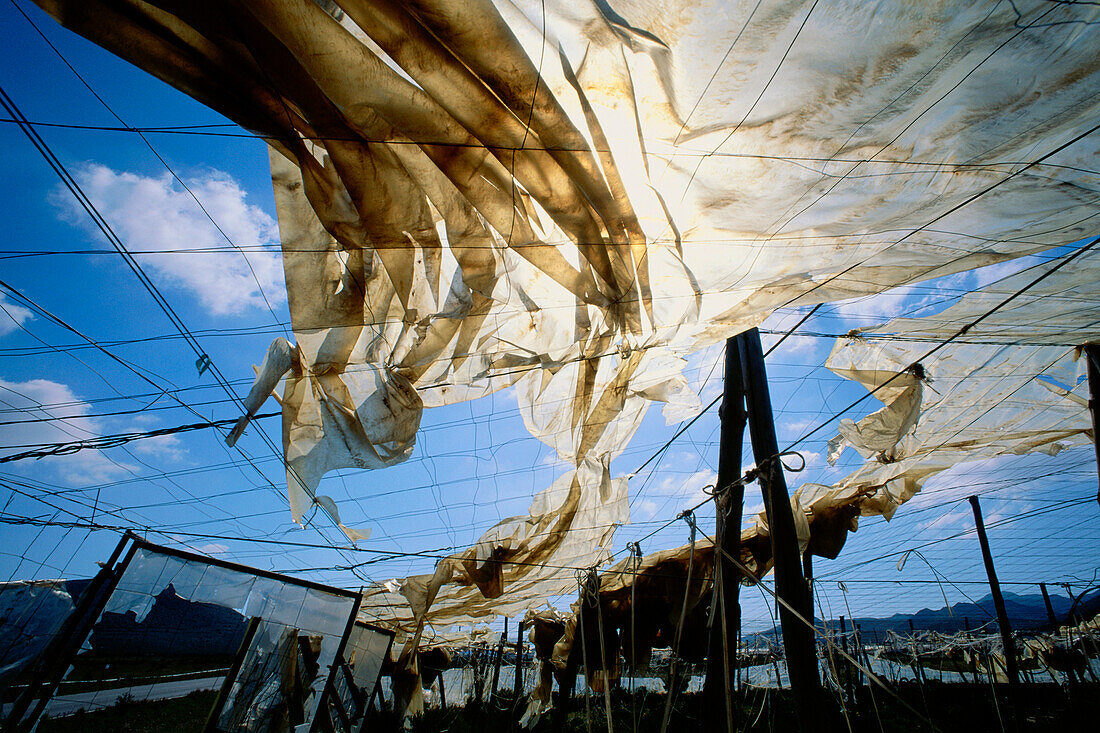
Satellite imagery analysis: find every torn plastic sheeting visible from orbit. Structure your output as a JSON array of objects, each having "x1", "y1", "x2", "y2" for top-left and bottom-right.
[
  {"x1": 376, "y1": 458, "x2": 628, "y2": 631},
  {"x1": 826, "y1": 365, "x2": 924, "y2": 465},
  {"x1": 0, "y1": 581, "x2": 77, "y2": 685},
  {"x1": 803, "y1": 246, "x2": 1100, "y2": 544},
  {"x1": 30, "y1": 1, "x2": 1100, "y2": 645},
  {"x1": 33, "y1": 0, "x2": 1100, "y2": 501}
]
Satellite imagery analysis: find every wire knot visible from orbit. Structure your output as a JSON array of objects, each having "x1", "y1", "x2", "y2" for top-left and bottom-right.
[
  {"x1": 778, "y1": 450, "x2": 806, "y2": 472},
  {"x1": 679, "y1": 509, "x2": 698, "y2": 537}
]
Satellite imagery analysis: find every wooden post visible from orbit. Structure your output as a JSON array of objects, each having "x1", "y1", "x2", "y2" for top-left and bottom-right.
[
  {"x1": 514, "y1": 620, "x2": 526, "y2": 699},
  {"x1": 553, "y1": 668, "x2": 576, "y2": 731},
  {"x1": 205, "y1": 617, "x2": 262, "y2": 732},
  {"x1": 968, "y1": 495, "x2": 1020, "y2": 686},
  {"x1": 1085, "y1": 343, "x2": 1100, "y2": 504},
  {"x1": 737, "y1": 328, "x2": 821, "y2": 732},
  {"x1": 705, "y1": 336, "x2": 746, "y2": 733},
  {"x1": 1040, "y1": 583, "x2": 1058, "y2": 627}
]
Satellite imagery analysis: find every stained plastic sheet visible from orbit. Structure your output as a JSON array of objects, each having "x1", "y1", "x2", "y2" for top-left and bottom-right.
[
  {"x1": 313, "y1": 622, "x2": 394, "y2": 732},
  {"x1": 45, "y1": 546, "x2": 358, "y2": 726},
  {"x1": 0, "y1": 581, "x2": 76, "y2": 686},
  {"x1": 758, "y1": 245, "x2": 1100, "y2": 565},
  {"x1": 360, "y1": 457, "x2": 628, "y2": 639},
  {"x1": 216, "y1": 620, "x2": 327, "y2": 733},
  {"x1": 346, "y1": 624, "x2": 390, "y2": 701},
  {"x1": 815, "y1": 247, "x2": 1098, "y2": 527}
]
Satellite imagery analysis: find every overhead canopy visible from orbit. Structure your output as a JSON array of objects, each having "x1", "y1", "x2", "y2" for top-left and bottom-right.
[{"x1": 34, "y1": 0, "x2": 1100, "y2": 632}]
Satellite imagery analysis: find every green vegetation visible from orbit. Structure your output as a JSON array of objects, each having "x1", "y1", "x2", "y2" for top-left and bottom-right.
[
  {"x1": 361, "y1": 682, "x2": 1100, "y2": 732},
  {"x1": 36, "y1": 689, "x2": 218, "y2": 733}
]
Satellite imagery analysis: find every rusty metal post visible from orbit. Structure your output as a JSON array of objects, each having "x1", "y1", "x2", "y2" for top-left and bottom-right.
[
  {"x1": 968, "y1": 495, "x2": 1020, "y2": 686},
  {"x1": 839, "y1": 616, "x2": 853, "y2": 704},
  {"x1": 1085, "y1": 343, "x2": 1100, "y2": 504},
  {"x1": 514, "y1": 620, "x2": 525, "y2": 699},
  {"x1": 491, "y1": 617, "x2": 507, "y2": 703},
  {"x1": 1040, "y1": 583, "x2": 1058, "y2": 627}
]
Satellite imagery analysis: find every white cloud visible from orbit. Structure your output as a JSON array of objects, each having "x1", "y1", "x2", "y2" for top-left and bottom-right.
[
  {"x1": 634, "y1": 498, "x2": 660, "y2": 521},
  {"x1": 653, "y1": 468, "x2": 717, "y2": 504},
  {"x1": 899, "y1": 451, "x2": 1071, "y2": 518},
  {"x1": 0, "y1": 293, "x2": 33, "y2": 336},
  {"x1": 760, "y1": 333, "x2": 822, "y2": 360},
  {"x1": 0, "y1": 378, "x2": 134, "y2": 484},
  {"x1": 0, "y1": 378, "x2": 189, "y2": 487},
  {"x1": 831, "y1": 281, "x2": 938, "y2": 330},
  {"x1": 53, "y1": 164, "x2": 283, "y2": 315},
  {"x1": 799, "y1": 450, "x2": 822, "y2": 468},
  {"x1": 631, "y1": 468, "x2": 718, "y2": 523},
  {"x1": 540, "y1": 451, "x2": 566, "y2": 467},
  {"x1": 758, "y1": 308, "x2": 828, "y2": 363},
  {"x1": 915, "y1": 506, "x2": 969, "y2": 533},
  {"x1": 775, "y1": 334, "x2": 820, "y2": 357},
  {"x1": 196, "y1": 543, "x2": 229, "y2": 556},
  {"x1": 778, "y1": 417, "x2": 815, "y2": 439},
  {"x1": 127, "y1": 414, "x2": 187, "y2": 461},
  {"x1": 826, "y1": 255, "x2": 1043, "y2": 335},
  {"x1": 967, "y1": 257, "x2": 1036, "y2": 290}
]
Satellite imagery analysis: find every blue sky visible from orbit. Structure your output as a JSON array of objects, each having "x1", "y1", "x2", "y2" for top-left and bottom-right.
[{"x1": 1, "y1": 0, "x2": 1097, "y2": 633}]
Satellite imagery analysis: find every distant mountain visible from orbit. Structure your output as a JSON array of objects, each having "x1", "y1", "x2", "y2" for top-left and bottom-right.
[
  {"x1": 747, "y1": 589, "x2": 1100, "y2": 644},
  {"x1": 88, "y1": 583, "x2": 248, "y2": 658},
  {"x1": 63, "y1": 577, "x2": 92, "y2": 601}
]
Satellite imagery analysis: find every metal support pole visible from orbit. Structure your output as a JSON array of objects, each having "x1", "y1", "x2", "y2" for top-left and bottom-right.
[
  {"x1": 1084, "y1": 343, "x2": 1100, "y2": 504},
  {"x1": 855, "y1": 624, "x2": 869, "y2": 688},
  {"x1": 908, "y1": 619, "x2": 926, "y2": 685},
  {"x1": 839, "y1": 616, "x2": 853, "y2": 704},
  {"x1": 514, "y1": 620, "x2": 525, "y2": 700},
  {"x1": 738, "y1": 328, "x2": 821, "y2": 732},
  {"x1": 705, "y1": 336, "x2": 746, "y2": 733},
  {"x1": 968, "y1": 495, "x2": 1020, "y2": 686},
  {"x1": 491, "y1": 617, "x2": 507, "y2": 703},
  {"x1": 1040, "y1": 583, "x2": 1058, "y2": 627}
]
